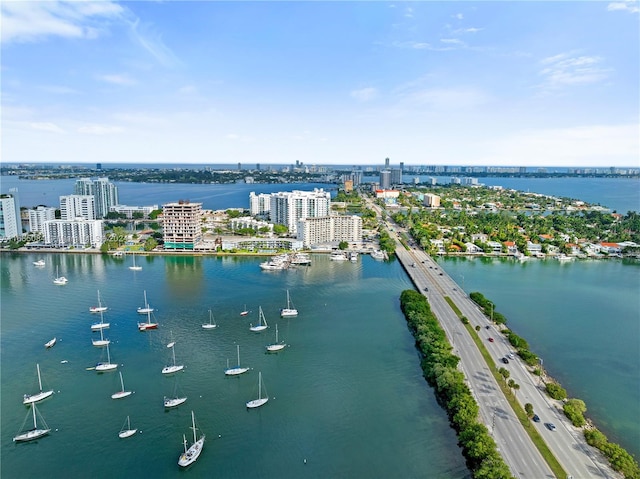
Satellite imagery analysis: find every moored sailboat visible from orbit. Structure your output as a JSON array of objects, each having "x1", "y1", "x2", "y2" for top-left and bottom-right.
[
  {"x1": 53, "y1": 265, "x2": 68, "y2": 285},
  {"x1": 111, "y1": 371, "x2": 133, "y2": 399},
  {"x1": 92, "y1": 325, "x2": 110, "y2": 347},
  {"x1": 246, "y1": 371, "x2": 269, "y2": 409},
  {"x1": 91, "y1": 308, "x2": 110, "y2": 331},
  {"x1": 137, "y1": 290, "x2": 154, "y2": 314},
  {"x1": 249, "y1": 306, "x2": 269, "y2": 332},
  {"x1": 266, "y1": 324, "x2": 287, "y2": 352},
  {"x1": 129, "y1": 252, "x2": 142, "y2": 271},
  {"x1": 118, "y1": 415, "x2": 137, "y2": 438},
  {"x1": 162, "y1": 342, "x2": 184, "y2": 374},
  {"x1": 95, "y1": 343, "x2": 118, "y2": 372},
  {"x1": 224, "y1": 344, "x2": 249, "y2": 376},
  {"x1": 23, "y1": 364, "x2": 54, "y2": 405},
  {"x1": 13, "y1": 403, "x2": 50, "y2": 442},
  {"x1": 280, "y1": 290, "x2": 298, "y2": 317},
  {"x1": 89, "y1": 290, "x2": 108, "y2": 313},
  {"x1": 178, "y1": 411, "x2": 205, "y2": 468},
  {"x1": 164, "y1": 378, "x2": 187, "y2": 408},
  {"x1": 202, "y1": 309, "x2": 217, "y2": 329}
]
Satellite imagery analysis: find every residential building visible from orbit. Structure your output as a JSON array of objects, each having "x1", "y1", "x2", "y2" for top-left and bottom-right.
[
  {"x1": 297, "y1": 215, "x2": 363, "y2": 248},
  {"x1": 43, "y1": 218, "x2": 104, "y2": 248},
  {"x1": 423, "y1": 193, "x2": 441, "y2": 208},
  {"x1": 230, "y1": 216, "x2": 273, "y2": 234},
  {"x1": 249, "y1": 192, "x2": 271, "y2": 217},
  {"x1": 162, "y1": 201, "x2": 203, "y2": 250},
  {"x1": 269, "y1": 189, "x2": 331, "y2": 235},
  {"x1": 379, "y1": 170, "x2": 391, "y2": 189},
  {"x1": 60, "y1": 195, "x2": 96, "y2": 220},
  {"x1": 109, "y1": 204, "x2": 158, "y2": 219},
  {"x1": 0, "y1": 190, "x2": 21, "y2": 239},
  {"x1": 487, "y1": 241, "x2": 503, "y2": 253},
  {"x1": 28, "y1": 206, "x2": 56, "y2": 234},
  {"x1": 74, "y1": 177, "x2": 119, "y2": 218}
]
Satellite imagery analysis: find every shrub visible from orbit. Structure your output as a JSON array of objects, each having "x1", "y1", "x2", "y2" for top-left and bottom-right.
[{"x1": 545, "y1": 382, "x2": 567, "y2": 400}]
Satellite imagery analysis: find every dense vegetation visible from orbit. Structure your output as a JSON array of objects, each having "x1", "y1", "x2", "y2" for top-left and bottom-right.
[
  {"x1": 399, "y1": 290, "x2": 514, "y2": 479},
  {"x1": 584, "y1": 429, "x2": 640, "y2": 479}
]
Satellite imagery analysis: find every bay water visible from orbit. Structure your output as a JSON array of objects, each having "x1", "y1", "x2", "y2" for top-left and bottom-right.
[{"x1": 0, "y1": 253, "x2": 468, "y2": 478}]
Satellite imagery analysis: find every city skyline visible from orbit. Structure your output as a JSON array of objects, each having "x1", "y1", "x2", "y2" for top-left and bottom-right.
[{"x1": 2, "y1": 1, "x2": 639, "y2": 167}]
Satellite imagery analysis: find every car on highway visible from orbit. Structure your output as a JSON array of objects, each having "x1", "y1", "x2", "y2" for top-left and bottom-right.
[
  {"x1": 507, "y1": 353, "x2": 515, "y2": 359},
  {"x1": 488, "y1": 337, "x2": 494, "y2": 342},
  {"x1": 532, "y1": 414, "x2": 540, "y2": 423},
  {"x1": 501, "y1": 357, "x2": 509, "y2": 364},
  {"x1": 485, "y1": 325, "x2": 490, "y2": 329},
  {"x1": 423, "y1": 287, "x2": 428, "y2": 292},
  {"x1": 545, "y1": 423, "x2": 556, "y2": 431}
]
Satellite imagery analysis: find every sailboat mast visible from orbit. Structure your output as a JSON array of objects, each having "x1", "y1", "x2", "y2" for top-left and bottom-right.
[
  {"x1": 237, "y1": 345, "x2": 240, "y2": 366},
  {"x1": 37, "y1": 364, "x2": 43, "y2": 391},
  {"x1": 32, "y1": 404, "x2": 37, "y2": 428},
  {"x1": 258, "y1": 372, "x2": 262, "y2": 400},
  {"x1": 191, "y1": 411, "x2": 197, "y2": 443}
]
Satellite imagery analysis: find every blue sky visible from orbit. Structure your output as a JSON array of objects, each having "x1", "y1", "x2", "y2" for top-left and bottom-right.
[{"x1": 2, "y1": 1, "x2": 639, "y2": 167}]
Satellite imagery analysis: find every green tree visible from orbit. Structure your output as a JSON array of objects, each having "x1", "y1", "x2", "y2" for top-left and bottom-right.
[
  {"x1": 525, "y1": 403, "x2": 534, "y2": 418},
  {"x1": 338, "y1": 241, "x2": 349, "y2": 250},
  {"x1": 273, "y1": 224, "x2": 288, "y2": 235}
]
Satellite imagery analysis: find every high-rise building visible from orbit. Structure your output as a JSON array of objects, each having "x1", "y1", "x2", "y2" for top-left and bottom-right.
[
  {"x1": 29, "y1": 206, "x2": 56, "y2": 234},
  {"x1": 400, "y1": 162, "x2": 404, "y2": 172},
  {"x1": 60, "y1": 195, "x2": 96, "y2": 220},
  {"x1": 74, "y1": 177, "x2": 118, "y2": 218},
  {"x1": 390, "y1": 168, "x2": 402, "y2": 186},
  {"x1": 249, "y1": 192, "x2": 272, "y2": 217},
  {"x1": 379, "y1": 170, "x2": 391, "y2": 189},
  {"x1": 384, "y1": 157, "x2": 390, "y2": 168},
  {"x1": 43, "y1": 219, "x2": 104, "y2": 248},
  {"x1": 297, "y1": 215, "x2": 362, "y2": 248},
  {"x1": 0, "y1": 190, "x2": 21, "y2": 239},
  {"x1": 269, "y1": 189, "x2": 331, "y2": 235},
  {"x1": 162, "y1": 200, "x2": 203, "y2": 250}
]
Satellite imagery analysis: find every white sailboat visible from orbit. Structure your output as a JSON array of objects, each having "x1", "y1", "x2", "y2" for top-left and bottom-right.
[
  {"x1": 91, "y1": 308, "x2": 110, "y2": 331},
  {"x1": 129, "y1": 252, "x2": 142, "y2": 271},
  {"x1": 240, "y1": 304, "x2": 249, "y2": 316},
  {"x1": 44, "y1": 337, "x2": 56, "y2": 348},
  {"x1": 162, "y1": 342, "x2": 184, "y2": 374},
  {"x1": 280, "y1": 290, "x2": 298, "y2": 317},
  {"x1": 53, "y1": 265, "x2": 68, "y2": 285},
  {"x1": 137, "y1": 290, "x2": 154, "y2": 314},
  {"x1": 178, "y1": 411, "x2": 205, "y2": 468},
  {"x1": 164, "y1": 379, "x2": 187, "y2": 408},
  {"x1": 224, "y1": 344, "x2": 249, "y2": 376},
  {"x1": 249, "y1": 306, "x2": 269, "y2": 332},
  {"x1": 246, "y1": 371, "x2": 269, "y2": 409},
  {"x1": 33, "y1": 259, "x2": 45, "y2": 267},
  {"x1": 13, "y1": 403, "x2": 50, "y2": 442},
  {"x1": 111, "y1": 371, "x2": 133, "y2": 399},
  {"x1": 95, "y1": 343, "x2": 118, "y2": 372},
  {"x1": 92, "y1": 324, "x2": 110, "y2": 347},
  {"x1": 89, "y1": 290, "x2": 108, "y2": 313},
  {"x1": 202, "y1": 309, "x2": 218, "y2": 329},
  {"x1": 138, "y1": 308, "x2": 158, "y2": 331},
  {"x1": 118, "y1": 415, "x2": 137, "y2": 438},
  {"x1": 23, "y1": 364, "x2": 54, "y2": 405},
  {"x1": 266, "y1": 324, "x2": 287, "y2": 352}
]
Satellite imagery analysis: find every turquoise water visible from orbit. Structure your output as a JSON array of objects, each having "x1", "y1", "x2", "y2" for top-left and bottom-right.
[
  {"x1": 436, "y1": 256, "x2": 640, "y2": 459},
  {"x1": 1, "y1": 253, "x2": 468, "y2": 479}
]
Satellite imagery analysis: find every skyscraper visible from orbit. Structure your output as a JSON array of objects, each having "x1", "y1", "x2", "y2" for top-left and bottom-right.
[
  {"x1": 0, "y1": 190, "x2": 21, "y2": 239},
  {"x1": 385, "y1": 157, "x2": 390, "y2": 168},
  {"x1": 269, "y1": 189, "x2": 331, "y2": 234},
  {"x1": 74, "y1": 177, "x2": 118, "y2": 218},
  {"x1": 162, "y1": 200, "x2": 203, "y2": 250},
  {"x1": 60, "y1": 195, "x2": 96, "y2": 220},
  {"x1": 379, "y1": 170, "x2": 391, "y2": 189}
]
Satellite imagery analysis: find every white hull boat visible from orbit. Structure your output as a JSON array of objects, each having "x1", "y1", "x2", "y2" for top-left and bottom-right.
[
  {"x1": 246, "y1": 371, "x2": 269, "y2": 409},
  {"x1": 202, "y1": 309, "x2": 217, "y2": 329},
  {"x1": 266, "y1": 324, "x2": 287, "y2": 352},
  {"x1": 89, "y1": 290, "x2": 108, "y2": 313},
  {"x1": 137, "y1": 290, "x2": 154, "y2": 314},
  {"x1": 95, "y1": 343, "x2": 117, "y2": 372},
  {"x1": 118, "y1": 416, "x2": 137, "y2": 438},
  {"x1": 13, "y1": 403, "x2": 50, "y2": 442},
  {"x1": 23, "y1": 364, "x2": 54, "y2": 405},
  {"x1": 44, "y1": 337, "x2": 57, "y2": 349},
  {"x1": 225, "y1": 345, "x2": 249, "y2": 376},
  {"x1": 280, "y1": 290, "x2": 298, "y2": 317},
  {"x1": 53, "y1": 265, "x2": 68, "y2": 285},
  {"x1": 178, "y1": 411, "x2": 205, "y2": 467},
  {"x1": 162, "y1": 341, "x2": 184, "y2": 374},
  {"x1": 111, "y1": 371, "x2": 133, "y2": 399},
  {"x1": 249, "y1": 306, "x2": 269, "y2": 332}
]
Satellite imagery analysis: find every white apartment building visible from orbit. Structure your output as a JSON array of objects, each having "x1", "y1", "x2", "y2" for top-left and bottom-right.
[
  {"x1": 75, "y1": 177, "x2": 119, "y2": 218},
  {"x1": 109, "y1": 204, "x2": 158, "y2": 219},
  {"x1": 230, "y1": 216, "x2": 273, "y2": 233},
  {"x1": 423, "y1": 194, "x2": 441, "y2": 208},
  {"x1": 249, "y1": 192, "x2": 271, "y2": 217},
  {"x1": 269, "y1": 189, "x2": 331, "y2": 235},
  {"x1": 29, "y1": 206, "x2": 56, "y2": 234},
  {"x1": 43, "y1": 219, "x2": 104, "y2": 248},
  {"x1": 60, "y1": 195, "x2": 96, "y2": 220},
  {"x1": 297, "y1": 215, "x2": 362, "y2": 248},
  {"x1": 162, "y1": 201, "x2": 202, "y2": 250},
  {"x1": 0, "y1": 193, "x2": 21, "y2": 239}
]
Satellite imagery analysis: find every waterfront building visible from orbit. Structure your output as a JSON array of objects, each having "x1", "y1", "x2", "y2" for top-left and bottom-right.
[
  {"x1": 60, "y1": 195, "x2": 96, "y2": 220},
  {"x1": 450, "y1": 177, "x2": 461, "y2": 185},
  {"x1": 379, "y1": 170, "x2": 391, "y2": 189},
  {"x1": 28, "y1": 206, "x2": 56, "y2": 234},
  {"x1": 423, "y1": 193, "x2": 441, "y2": 208},
  {"x1": 0, "y1": 190, "x2": 21, "y2": 239},
  {"x1": 230, "y1": 216, "x2": 273, "y2": 234},
  {"x1": 249, "y1": 192, "x2": 271, "y2": 217},
  {"x1": 269, "y1": 189, "x2": 331, "y2": 235},
  {"x1": 297, "y1": 215, "x2": 363, "y2": 248},
  {"x1": 43, "y1": 218, "x2": 104, "y2": 248},
  {"x1": 109, "y1": 204, "x2": 158, "y2": 219},
  {"x1": 162, "y1": 200, "x2": 202, "y2": 250},
  {"x1": 390, "y1": 168, "x2": 402, "y2": 186},
  {"x1": 74, "y1": 177, "x2": 119, "y2": 218}
]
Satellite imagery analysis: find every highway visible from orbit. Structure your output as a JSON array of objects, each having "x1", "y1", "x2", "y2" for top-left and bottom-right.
[{"x1": 368, "y1": 201, "x2": 620, "y2": 478}]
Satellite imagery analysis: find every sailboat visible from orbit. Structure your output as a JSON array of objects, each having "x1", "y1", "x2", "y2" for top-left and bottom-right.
[
  {"x1": 224, "y1": 345, "x2": 249, "y2": 376},
  {"x1": 240, "y1": 305, "x2": 249, "y2": 316},
  {"x1": 178, "y1": 411, "x2": 205, "y2": 468},
  {"x1": 111, "y1": 371, "x2": 133, "y2": 399},
  {"x1": 246, "y1": 371, "x2": 269, "y2": 409},
  {"x1": 89, "y1": 290, "x2": 108, "y2": 313},
  {"x1": 249, "y1": 306, "x2": 269, "y2": 332},
  {"x1": 118, "y1": 415, "x2": 137, "y2": 438},
  {"x1": 13, "y1": 403, "x2": 50, "y2": 442},
  {"x1": 53, "y1": 265, "x2": 68, "y2": 285},
  {"x1": 23, "y1": 364, "x2": 54, "y2": 405},
  {"x1": 44, "y1": 337, "x2": 57, "y2": 348},
  {"x1": 164, "y1": 379, "x2": 187, "y2": 408},
  {"x1": 129, "y1": 252, "x2": 142, "y2": 271},
  {"x1": 33, "y1": 259, "x2": 45, "y2": 267},
  {"x1": 202, "y1": 309, "x2": 218, "y2": 330},
  {"x1": 91, "y1": 308, "x2": 110, "y2": 331},
  {"x1": 95, "y1": 343, "x2": 118, "y2": 372},
  {"x1": 162, "y1": 342, "x2": 184, "y2": 374},
  {"x1": 280, "y1": 290, "x2": 298, "y2": 317},
  {"x1": 92, "y1": 324, "x2": 110, "y2": 347},
  {"x1": 266, "y1": 324, "x2": 287, "y2": 352},
  {"x1": 137, "y1": 290, "x2": 154, "y2": 314}
]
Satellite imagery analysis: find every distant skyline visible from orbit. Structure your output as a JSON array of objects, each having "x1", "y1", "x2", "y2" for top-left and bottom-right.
[{"x1": 1, "y1": 1, "x2": 639, "y2": 167}]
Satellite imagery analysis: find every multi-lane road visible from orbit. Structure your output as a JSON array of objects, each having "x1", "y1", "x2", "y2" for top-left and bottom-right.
[{"x1": 369, "y1": 202, "x2": 619, "y2": 478}]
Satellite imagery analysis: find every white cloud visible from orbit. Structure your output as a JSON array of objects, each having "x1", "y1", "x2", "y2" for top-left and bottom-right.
[
  {"x1": 396, "y1": 85, "x2": 491, "y2": 110},
  {"x1": 351, "y1": 87, "x2": 379, "y2": 102},
  {"x1": 77, "y1": 124, "x2": 123, "y2": 135},
  {"x1": 539, "y1": 53, "x2": 611, "y2": 90},
  {"x1": 1, "y1": 1, "x2": 124, "y2": 44},
  {"x1": 440, "y1": 38, "x2": 465, "y2": 45},
  {"x1": 454, "y1": 13, "x2": 464, "y2": 20},
  {"x1": 29, "y1": 122, "x2": 65, "y2": 134},
  {"x1": 128, "y1": 18, "x2": 180, "y2": 68},
  {"x1": 391, "y1": 40, "x2": 431, "y2": 50},
  {"x1": 607, "y1": 1, "x2": 640, "y2": 13},
  {"x1": 96, "y1": 73, "x2": 137, "y2": 86}
]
